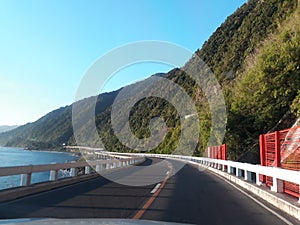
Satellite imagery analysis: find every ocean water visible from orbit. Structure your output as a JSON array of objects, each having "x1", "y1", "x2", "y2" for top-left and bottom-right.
[{"x1": 0, "y1": 147, "x2": 79, "y2": 190}]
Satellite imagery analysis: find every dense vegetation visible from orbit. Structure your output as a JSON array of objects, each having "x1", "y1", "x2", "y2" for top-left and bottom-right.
[
  {"x1": 198, "y1": 0, "x2": 297, "y2": 80},
  {"x1": 226, "y1": 4, "x2": 300, "y2": 161},
  {"x1": 0, "y1": 0, "x2": 299, "y2": 163}
]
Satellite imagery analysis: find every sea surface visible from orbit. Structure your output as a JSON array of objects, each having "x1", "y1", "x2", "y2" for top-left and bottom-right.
[{"x1": 0, "y1": 147, "x2": 79, "y2": 190}]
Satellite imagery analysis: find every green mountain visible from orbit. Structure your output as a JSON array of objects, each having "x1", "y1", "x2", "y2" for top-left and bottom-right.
[
  {"x1": 1, "y1": 0, "x2": 299, "y2": 163},
  {"x1": 0, "y1": 91, "x2": 119, "y2": 150}
]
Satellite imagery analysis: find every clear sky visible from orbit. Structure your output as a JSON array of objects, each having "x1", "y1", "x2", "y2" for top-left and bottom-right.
[{"x1": 0, "y1": 0, "x2": 247, "y2": 126}]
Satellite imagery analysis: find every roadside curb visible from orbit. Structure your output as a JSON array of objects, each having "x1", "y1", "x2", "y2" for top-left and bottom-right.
[
  {"x1": 164, "y1": 157, "x2": 300, "y2": 222},
  {"x1": 200, "y1": 162, "x2": 300, "y2": 222}
]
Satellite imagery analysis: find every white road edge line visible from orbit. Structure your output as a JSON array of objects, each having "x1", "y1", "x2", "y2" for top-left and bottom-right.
[
  {"x1": 151, "y1": 183, "x2": 161, "y2": 194},
  {"x1": 204, "y1": 167, "x2": 294, "y2": 225}
]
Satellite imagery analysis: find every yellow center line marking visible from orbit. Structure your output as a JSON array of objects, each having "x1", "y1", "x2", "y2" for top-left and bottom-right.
[{"x1": 133, "y1": 160, "x2": 173, "y2": 219}]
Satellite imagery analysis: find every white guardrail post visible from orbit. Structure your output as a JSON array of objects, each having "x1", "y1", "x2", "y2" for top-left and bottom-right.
[
  {"x1": 70, "y1": 167, "x2": 76, "y2": 177},
  {"x1": 49, "y1": 162, "x2": 58, "y2": 181},
  {"x1": 49, "y1": 170, "x2": 58, "y2": 181},
  {"x1": 255, "y1": 170, "x2": 262, "y2": 186},
  {"x1": 20, "y1": 173, "x2": 31, "y2": 186},
  {"x1": 85, "y1": 166, "x2": 91, "y2": 175}
]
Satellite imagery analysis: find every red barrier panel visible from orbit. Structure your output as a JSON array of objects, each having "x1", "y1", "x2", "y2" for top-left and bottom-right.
[
  {"x1": 260, "y1": 126, "x2": 300, "y2": 198},
  {"x1": 207, "y1": 144, "x2": 227, "y2": 160}
]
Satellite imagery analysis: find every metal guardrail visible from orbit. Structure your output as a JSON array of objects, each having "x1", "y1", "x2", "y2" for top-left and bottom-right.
[{"x1": 0, "y1": 156, "x2": 145, "y2": 188}]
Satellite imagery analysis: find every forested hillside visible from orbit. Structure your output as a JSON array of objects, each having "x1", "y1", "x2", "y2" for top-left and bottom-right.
[
  {"x1": 0, "y1": 0, "x2": 299, "y2": 163},
  {"x1": 0, "y1": 91, "x2": 119, "y2": 150},
  {"x1": 226, "y1": 1, "x2": 300, "y2": 161}
]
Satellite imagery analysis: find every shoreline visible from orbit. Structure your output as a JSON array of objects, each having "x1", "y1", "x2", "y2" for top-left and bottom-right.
[
  {"x1": 0, "y1": 146, "x2": 79, "y2": 156},
  {"x1": 23, "y1": 148, "x2": 81, "y2": 160},
  {"x1": 0, "y1": 147, "x2": 80, "y2": 165}
]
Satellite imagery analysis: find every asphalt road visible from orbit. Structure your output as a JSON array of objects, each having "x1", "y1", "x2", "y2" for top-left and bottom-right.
[{"x1": 0, "y1": 158, "x2": 297, "y2": 225}]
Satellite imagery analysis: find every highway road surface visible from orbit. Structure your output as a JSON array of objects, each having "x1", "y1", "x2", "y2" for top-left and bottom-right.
[{"x1": 0, "y1": 158, "x2": 298, "y2": 225}]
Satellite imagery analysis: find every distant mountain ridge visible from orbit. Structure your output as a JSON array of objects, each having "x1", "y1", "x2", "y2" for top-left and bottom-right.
[
  {"x1": 0, "y1": 125, "x2": 19, "y2": 133},
  {"x1": 0, "y1": 90, "x2": 120, "y2": 150},
  {"x1": 0, "y1": 0, "x2": 299, "y2": 163}
]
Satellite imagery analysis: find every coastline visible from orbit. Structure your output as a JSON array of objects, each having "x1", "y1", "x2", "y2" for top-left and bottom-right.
[
  {"x1": 0, "y1": 147, "x2": 80, "y2": 166},
  {"x1": 23, "y1": 148, "x2": 81, "y2": 160},
  {"x1": 1, "y1": 146, "x2": 80, "y2": 158}
]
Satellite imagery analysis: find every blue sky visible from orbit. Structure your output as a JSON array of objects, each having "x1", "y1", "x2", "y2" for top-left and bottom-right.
[{"x1": 0, "y1": 0, "x2": 247, "y2": 125}]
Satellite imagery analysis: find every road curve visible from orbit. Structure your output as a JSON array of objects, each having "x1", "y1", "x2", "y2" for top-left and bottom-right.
[{"x1": 0, "y1": 158, "x2": 297, "y2": 225}]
